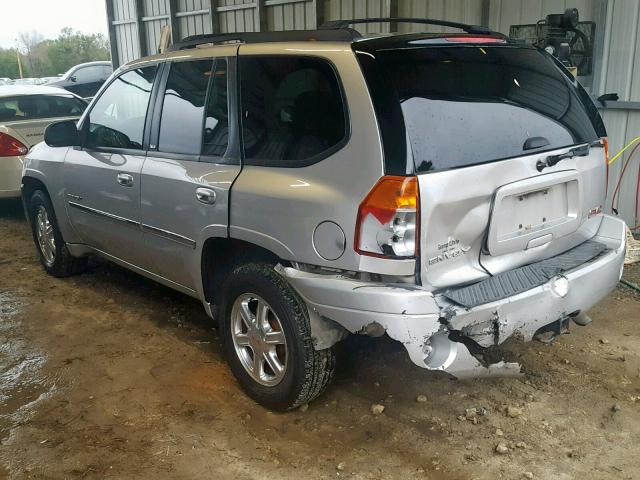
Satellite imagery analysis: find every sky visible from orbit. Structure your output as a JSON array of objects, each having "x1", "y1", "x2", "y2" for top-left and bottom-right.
[{"x1": 0, "y1": 0, "x2": 108, "y2": 48}]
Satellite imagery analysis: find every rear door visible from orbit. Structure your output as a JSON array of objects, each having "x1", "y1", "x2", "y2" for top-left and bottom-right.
[
  {"x1": 141, "y1": 48, "x2": 240, "y2": 290},
  {"x1": 358, "y1": 41, "x2": 607, "y2": 289},
  {"x1": 64, "y1": 65, "x2": 159, "y2": 268}
]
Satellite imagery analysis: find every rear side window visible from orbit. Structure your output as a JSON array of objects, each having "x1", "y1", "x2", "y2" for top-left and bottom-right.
[
  {"x1": 87, "y1": 66, "x2": 157, "y2": 150},
  {"x1": 239, "y1": 56, "x2": 347, "y2": 167},
  {"x1": 203, "y1": 59, "x2": 229, "y2": 157},
  {"x1": 0, "y1": 95, "x2": 86, "y2": 121},
  {"x1": 358, "y1": 45, "x2": 604, "y2": 174},
  {"x1": 158, "y1": 60, "x2": 212, "y2": 155},
  {"x1": 74, "y1": 66, "x2": 103, "y2": 83}
]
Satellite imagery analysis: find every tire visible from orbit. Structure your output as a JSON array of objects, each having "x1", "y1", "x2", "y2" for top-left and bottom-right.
[
  {"x1": 220, "y1": 262, "x2": 336, "y2": 411},
  {"x1": 28, "y1": 190, "x2": 86, "y2": 277}
]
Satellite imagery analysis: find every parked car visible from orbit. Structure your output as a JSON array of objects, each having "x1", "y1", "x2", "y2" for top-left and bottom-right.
[
  {"x1": 40, "y1": 76, "x2": 62, "y2": 85},
  {"x1": 12, "y1": 78, "x2": 42, "y2": 85},
  {"x1": 0, "y1": 78, "x2": 13, "y2": 86},
  {"x1": 0, "y1": 85, "x2": 87, "y2": 198},
  {"x1": 48, "y1": 61, "x2": 112, "y2": 98},
  {"x1": 22, "y1": 21, "x2": 626, "y2": 411}
]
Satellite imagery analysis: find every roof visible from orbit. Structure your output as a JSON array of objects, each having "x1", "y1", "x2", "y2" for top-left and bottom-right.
[
  {"x1": 169, "y1": 18, "x2": 506, "y2": 51},
  {"x1": 68, "y1": 61, "x2": 112, "y2": 68},
  {"x1": 0, "y1": 85, "x2": 80, "y2": 98}
]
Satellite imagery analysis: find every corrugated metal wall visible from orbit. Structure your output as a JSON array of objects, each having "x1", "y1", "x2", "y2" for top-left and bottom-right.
[
  {"x1": 597, "y1": 0, "x2": 640, "y2": 227},
  {"x1": 397, "y1": 0, "x2": 483, "y2": 32},
  {"x1": 110, "y1": 0, "x2": 142, "y2": 66},
  {"x1": 105, "y1": 0, "x2": 640, "y2": 227},
  {"x1": 488, "y1": 0, "x2": 596, "y2": 34},
  {"x1": 268, "y1": 0, "x2": 316, "y2": 31}
]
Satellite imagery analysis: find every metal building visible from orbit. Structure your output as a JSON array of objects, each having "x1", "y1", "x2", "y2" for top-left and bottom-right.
[{"x1": 104, "y1": 0, "x2": 640, "y2": 228}]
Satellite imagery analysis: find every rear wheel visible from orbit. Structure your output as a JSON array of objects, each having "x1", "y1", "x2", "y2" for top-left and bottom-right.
[
  {"x1": 221, "y1": 262, "x2": 336, "y2": 410},
  {"x1": 28, "y1": 190, "x2": 86, "y2": 277}
]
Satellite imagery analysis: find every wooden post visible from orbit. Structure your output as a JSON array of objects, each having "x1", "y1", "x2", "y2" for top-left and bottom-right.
[{"x1": 16, "y1": 49, "x2": 23, "y2": 79}]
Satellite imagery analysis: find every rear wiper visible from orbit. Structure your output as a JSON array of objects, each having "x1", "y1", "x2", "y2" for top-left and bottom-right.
[{"x1": 535, "y1": 141, "x2": 602, "y2": 172}]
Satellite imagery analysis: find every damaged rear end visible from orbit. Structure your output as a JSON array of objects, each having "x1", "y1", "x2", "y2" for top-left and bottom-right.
[{"x1": 285, "y1": 34, "x2": 627, "y2": 378}]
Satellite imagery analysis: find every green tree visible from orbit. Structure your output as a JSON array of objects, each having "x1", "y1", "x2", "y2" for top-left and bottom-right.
[
  {"x1": 0, "y1": 48, "x2": 28, "y2": 78},
  {"x1": 0, "y1": 28, "x2": 110, "y2": 79},
  {"x1": 46, "y1": 28, "x2": 111, "y2": 75}
]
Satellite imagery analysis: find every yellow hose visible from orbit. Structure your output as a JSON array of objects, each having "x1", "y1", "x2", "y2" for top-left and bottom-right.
[{"x1": 608, "y1": 136, "x2": 640, "y2": 165}]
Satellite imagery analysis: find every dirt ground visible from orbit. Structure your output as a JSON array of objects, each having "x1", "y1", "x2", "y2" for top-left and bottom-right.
[{"x1": 0, "y1": 197, "x2": 639, "y2": 480}]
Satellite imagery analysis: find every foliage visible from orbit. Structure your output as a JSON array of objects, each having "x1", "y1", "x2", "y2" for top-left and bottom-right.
[
  {"x1": 0, "y1": 49, "x2": 25, "y2": 78},
  {"x1": 0, "y1": 28, "x2": 110, "y2": 79}
]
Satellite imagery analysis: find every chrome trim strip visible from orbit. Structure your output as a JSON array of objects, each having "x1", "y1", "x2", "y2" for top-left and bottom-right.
[
  {"x1": 141, "y1": 223, "x2": 197, "y2": 249},
  {"x1": 67, "y1": 202, "x2": 196, "y2": 249},
  {"x1": 67, "y1": 201, "x2": 139, "y2": 227}
]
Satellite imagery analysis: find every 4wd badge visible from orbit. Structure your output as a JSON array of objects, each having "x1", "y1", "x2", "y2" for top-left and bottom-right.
[{"x1": 428, "y1": 238, "x2": 471, "y2": 266}]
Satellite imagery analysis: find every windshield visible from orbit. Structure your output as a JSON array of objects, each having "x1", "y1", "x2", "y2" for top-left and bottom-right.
[{"x1": 356, "y1": 44, "x2": 605, "y2": 174}]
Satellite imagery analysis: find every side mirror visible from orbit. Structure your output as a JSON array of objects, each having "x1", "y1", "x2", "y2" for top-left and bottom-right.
[
  {"x1": 44, "y1": 120, "x2": 81, "y2": 147},
  {"x1": 70, "y1": 75, "x2": 77, "y2": 83}
]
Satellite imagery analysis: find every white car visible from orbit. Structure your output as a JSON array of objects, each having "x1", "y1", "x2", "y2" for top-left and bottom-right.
[{"x1": 0, "y1": 85, "x2": 87, "y2": 198}]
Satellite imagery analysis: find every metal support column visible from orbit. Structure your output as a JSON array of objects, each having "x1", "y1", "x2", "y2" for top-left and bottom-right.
[
  {"x1": 314, "y1": 0, "x2": 325, "y2": 28},
  {"x1": 168, "y1": 0, "x2": 180, "y2": 43},
  {"x1": 389, "y1": 0, "x2": 398, "y2": 32},
  {"x1": 105, "y1": 0, "x2": 120, "y2": 68},
  {"x1": 256, "y1": 0, "x2": 268, "y2": 32},
  {"x1": 209, "y1": 0, "x2": 220, "y2": 34},
  {"x1": 134, "y1": 0, "x2": 148, "y2": 57},
  {"x1": 480, "y1": 0, "x2": 491, "y2": 27}
]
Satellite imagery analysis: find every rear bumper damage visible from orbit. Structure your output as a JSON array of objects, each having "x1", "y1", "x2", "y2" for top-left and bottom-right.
[{"x1": 281, "y1": 215, "x2": 626, "y2": 379}]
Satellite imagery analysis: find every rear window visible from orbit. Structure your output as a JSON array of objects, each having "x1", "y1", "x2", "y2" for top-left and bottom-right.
[
  {"x1": 357, "y1": 45, "x2": 605, "y2": 174},
  {"x1": 239, "y1": 56, "x2": 347, "y2": 167},
  {"x1": 0, "y1": 95, "x2": 86, "y2": 122}
]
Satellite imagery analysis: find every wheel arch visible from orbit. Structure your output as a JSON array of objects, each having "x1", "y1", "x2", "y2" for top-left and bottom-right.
[
  {"x1": 21, "y1": 175, "x2": 50, "y2": 219},
  {"x1": 201, "y1": 237, "x2": 283, "y2": 307}
]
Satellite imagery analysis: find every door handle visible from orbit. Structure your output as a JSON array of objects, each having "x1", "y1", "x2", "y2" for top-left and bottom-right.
[
  {"x1": 196, "y1": 187, "x2": 216, "y2": 205},
  {"x1": 117, "y1": 173, "x2": 134, "y2": 187}
]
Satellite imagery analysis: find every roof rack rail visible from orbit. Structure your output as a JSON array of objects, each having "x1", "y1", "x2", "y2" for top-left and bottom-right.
[
  {"x1": 170, "y1": 29, "x2": 360, "y2": 51},
  {"x1": 320, "y1": 17, "x2": 506, "y2": 38}
]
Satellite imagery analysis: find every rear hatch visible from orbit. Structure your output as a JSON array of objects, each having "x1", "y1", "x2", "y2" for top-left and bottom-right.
[{"x1": 355, "y1": 36, "x2": 607, "y2": 289}]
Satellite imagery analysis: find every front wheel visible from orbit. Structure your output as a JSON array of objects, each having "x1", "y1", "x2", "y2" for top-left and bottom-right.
[
  {"x1": 28, "y1": 190, "x2": 86, "y2": 277},
  {"x1": 220, "y1": 262, "x2": 336, "y2": 411}
]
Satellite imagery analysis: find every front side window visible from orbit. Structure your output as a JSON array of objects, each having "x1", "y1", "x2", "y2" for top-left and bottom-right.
[
  {"x1": 239, "y1": 56, "x2": 346, "y2": 167},
  {"x1": 158, "y1": 60, "x2": 212, "y2": 155},
  {"x1": 86, "y1": 66, "x2": 157, "y2": 150},
  {"x1": 0, "y1": 95, "x2": 86, "y2": 121}
]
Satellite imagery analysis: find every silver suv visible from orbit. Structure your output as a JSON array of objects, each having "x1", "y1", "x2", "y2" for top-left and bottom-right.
[{"x1": 22, "y1": 20, "x2": 626, "y2": 410}]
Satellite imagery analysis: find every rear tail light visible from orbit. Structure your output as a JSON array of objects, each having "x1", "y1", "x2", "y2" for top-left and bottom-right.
[
  {"x1": 603, "y1": 137, "x2": 609, "y2": 196},
  {"x1": 355, "y1": 176, "x2": 419, "y2": 258},
  {"x1": 0, "y1": 132, "x2": 28, "y2": 157}
]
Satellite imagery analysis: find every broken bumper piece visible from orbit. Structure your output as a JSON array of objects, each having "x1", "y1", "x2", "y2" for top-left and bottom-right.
[{"x1": 281, "y1": 215, "x2": 626, "y2": 379}]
